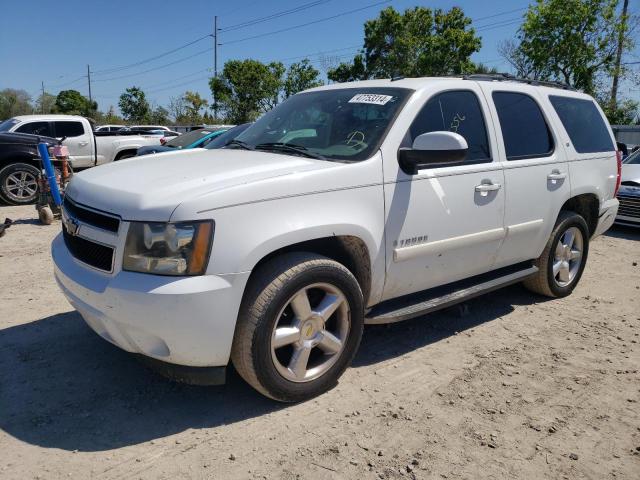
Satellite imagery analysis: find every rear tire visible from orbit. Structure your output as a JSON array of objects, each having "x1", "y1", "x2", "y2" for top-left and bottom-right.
[
  {"x1": 231, "y1": 252, "x2": 364, "y2": 402},
  {"x1": 0, "y1": 162, "x2": 40, "y2": 205},
  {"x1": 524, "y1": 211, "x2": 589, "y2": 298}
]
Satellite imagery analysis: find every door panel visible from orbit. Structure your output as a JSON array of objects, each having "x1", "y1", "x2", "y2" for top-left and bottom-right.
[
  {"x1": 382, "y1": 166, "x2": 505, "y2": 300},
  {"x1": 381, "y1": 86, "x2": 505, "y2": 301},
  {"x1": 54, "y1": 121, "x2": 93, "y2": 168},
  {"x1": 478, "y1": 85, "x2": 571, "y2": 268}
]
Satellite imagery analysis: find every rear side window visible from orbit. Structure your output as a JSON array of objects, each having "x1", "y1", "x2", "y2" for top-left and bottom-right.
[
  {"x1": 54, "y1": 121, "x2": 85, "y2": 138},
  {"x1": 492, "y1": 92, "x2": 554, "y2": 160},
  {"x1": 15, "y1": 121, "x2": 53, "y2": 136},
  {"x1": 408, "y1": 90, "x2": 491, "y2": 162},
  {"x1": 549, "y1": 96, "x2": 614, "y2": 153}
]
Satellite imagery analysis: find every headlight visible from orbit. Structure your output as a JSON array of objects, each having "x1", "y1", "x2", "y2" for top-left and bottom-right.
[{"x1": 123, "y1": 220, "x2": 213, "y2": 276}]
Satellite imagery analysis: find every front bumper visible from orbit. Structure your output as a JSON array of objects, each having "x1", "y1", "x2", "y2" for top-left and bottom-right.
[
  {"x1": 52, "y1": 233, "x2": 250, "y2": 368},
  {"x1": 593, "y1": 198, "x2": 619, "y2": 238}
]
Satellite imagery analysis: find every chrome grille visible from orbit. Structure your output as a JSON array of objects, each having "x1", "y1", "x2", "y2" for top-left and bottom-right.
[
  {"x1": 63, "y1": 197, "x2": 120, "y2": 233},
  {"x1": 617, "y1": 193, "x2": 640, "y2": 219}
]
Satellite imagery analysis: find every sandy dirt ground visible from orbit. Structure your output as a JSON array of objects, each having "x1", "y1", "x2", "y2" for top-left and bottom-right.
[{"x1": 0, "y1": 204, "x2": 639, "y2": 480}]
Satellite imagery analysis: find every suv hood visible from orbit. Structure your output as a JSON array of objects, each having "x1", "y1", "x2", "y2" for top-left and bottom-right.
[{"x1": 65, "y1": 148, "x2": 340, "y2": 221}]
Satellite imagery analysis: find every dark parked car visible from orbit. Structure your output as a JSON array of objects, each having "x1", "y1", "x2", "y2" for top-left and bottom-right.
[
  {"x1": 0, "y1": 132, "x2": 58, "y2": 205},
  {"x1": 205, "y1": 123, "x2": 252, "y2": 150},
  {"x1": 136, "y1": 127, "x2": 229, "y2": 156}
]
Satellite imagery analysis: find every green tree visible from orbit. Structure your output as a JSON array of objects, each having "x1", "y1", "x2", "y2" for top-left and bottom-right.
[
  {"x1": 602, "y1": 98, "x2": 639, "y2": 124},
  {"x1": 104, "y1": 106, "x2": 124, "y2": 124},
  {"x1": 118, "y1": 87, "x2": 150, "y2": 123},
  {"x1": 283, "y1": 59, "x2": 323, "y2": 98},
  {"x1": 328, "y1": 6, "x2": 481, "y2": 82},
  {"x1": 511, "y1": 0, "x2": 627, "y2": 95},
  {"x1": 209, "y1": 59, "x2": 285, "y2": 123},
  {"x1": 55, "y1": 89, "x2": 96, "y2": 116},
  {"x1": 35, "y1": 92, "x2": 57, "y2": 114},
  {"x1": 0, "y1": 89, "x2": 33, "y2": 119},
  {"x1": 149, "y1": 105, "x2": 170, "y2": 125},
  {"x1": 183, "y1": 91, "x2": 208, "y2": 123}
]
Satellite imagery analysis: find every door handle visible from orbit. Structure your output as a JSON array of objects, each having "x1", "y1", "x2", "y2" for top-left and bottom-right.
[
  {"x1": 475, "y1": 182, "x2": 502, "y2": 193},
  {"x1": 78, "y1": 141, "x2": 89, "y2": 147},
  {"x1": 547, "y1": 170, "x2": 567, "y2": 181}
]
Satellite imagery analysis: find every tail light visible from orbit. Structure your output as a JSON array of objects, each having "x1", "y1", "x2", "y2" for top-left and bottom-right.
[{"x1": 614, "y1": 150, "x2": 622, "y2": 197}]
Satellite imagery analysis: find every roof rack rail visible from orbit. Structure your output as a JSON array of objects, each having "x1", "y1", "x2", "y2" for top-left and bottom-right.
[{"x1": 462, "y1": 73, "x2": 576, "y2": 91}]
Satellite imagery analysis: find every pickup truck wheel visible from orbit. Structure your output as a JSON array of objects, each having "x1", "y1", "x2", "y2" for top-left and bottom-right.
[
  {"x1": 523, "y1": 211, "x2": 589, "y2": 298},
  {"x1": 0, "y1": 163, "x2": 40, "y2": 205},
  {"x1": 231, "y1": 252, "x2": 364, "y2": 402},
  {"x1": 115, "y1": 152, "x2": 136, "y2": 161}
]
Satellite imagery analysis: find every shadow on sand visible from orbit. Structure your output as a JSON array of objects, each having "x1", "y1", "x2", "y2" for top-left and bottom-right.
[{"x1": 0, "y1": 283, "x2": 545, "y2": 452}]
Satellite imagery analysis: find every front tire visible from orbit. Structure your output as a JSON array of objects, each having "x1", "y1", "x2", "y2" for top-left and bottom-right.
[
  {"x1": 0, "y1": 162, "x2": 40, "y2": 205},
  {"x1": 524, "y1": 211, "x2": 589, "y2": 298},
  {"x1": 231, "y1": 252, "x2": 364, "y2": 402}
]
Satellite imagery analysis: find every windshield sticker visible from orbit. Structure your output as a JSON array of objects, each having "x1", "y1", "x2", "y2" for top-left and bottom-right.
[{"x1": 348, "y1": 94, "x2": 394, "y2": 105}]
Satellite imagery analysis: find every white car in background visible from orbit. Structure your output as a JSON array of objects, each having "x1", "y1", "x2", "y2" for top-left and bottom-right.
[
  {"x1": 95, "y1": 124, "x2": 125, "y2": 133},
  {"x1": 616, "y1": 148, "x2": 640, "y2": 227}
]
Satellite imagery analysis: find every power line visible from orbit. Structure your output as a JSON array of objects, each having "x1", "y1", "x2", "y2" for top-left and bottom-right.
[
  {"x1": 146, "y1": 75, "x2": 212, "y2": 94},
  {"x1": 221, "y1": 0, "x2": 333, "y2": 33},
  {"x1": 91, "y1": 34, "x2": 212, "y2": 75},
  {"x1": 476, "y1": 18, "x2": 523, "y2": 32},
  {"x1": 222, "y1": 0, "x2": 392, "y2": 46},
  {"x1": 472, "y1": 7, "x2": 526, "y2": 23},
  {"x1": 92, "y1": 47, "x2": 213, "y2": 82}
]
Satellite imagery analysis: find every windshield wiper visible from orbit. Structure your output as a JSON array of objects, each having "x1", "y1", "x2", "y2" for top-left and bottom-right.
[
  {"x1": 225, "y1": 139, "x2": 255, "y2": 150},
  {"x1": 255, "y1": 142, "x2": 326, "y2": 160}
]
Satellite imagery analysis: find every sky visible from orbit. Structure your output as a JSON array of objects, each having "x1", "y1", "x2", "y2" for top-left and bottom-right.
[{"x1": 0, "y1": 0, "x2": 638, "y2": 114}]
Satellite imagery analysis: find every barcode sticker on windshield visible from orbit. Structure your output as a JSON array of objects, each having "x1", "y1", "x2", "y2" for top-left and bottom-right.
[{"x1": 348, "y1": 94, "x2": 393, "y2": 105}]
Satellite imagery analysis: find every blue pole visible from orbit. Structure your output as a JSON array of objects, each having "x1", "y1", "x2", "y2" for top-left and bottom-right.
[{"x1": 37, "y1": 142, "x2": 62, "y2": 207}]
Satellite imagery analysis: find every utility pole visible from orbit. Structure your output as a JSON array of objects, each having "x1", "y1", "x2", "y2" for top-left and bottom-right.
[
  {"x1": 87, "y1": 64, "x2": 93, "y2": 103},
  {"x1": 213, "y1": 15, "x2": 218, "y2": 120},
  {"x1": 610, "y1": 0, "x2": 629, "y2": 111},
  {"x1": 41, "y1": 81, "x2": 45, "y2": 113}
]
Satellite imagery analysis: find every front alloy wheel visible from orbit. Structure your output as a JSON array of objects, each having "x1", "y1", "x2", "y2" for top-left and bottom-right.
[
  {"x1": 271, "y1": 283, "x2": 350, "y2": 383},
  {"x1": 232, "y1": 252, "x2": 364, "y2": 402}
]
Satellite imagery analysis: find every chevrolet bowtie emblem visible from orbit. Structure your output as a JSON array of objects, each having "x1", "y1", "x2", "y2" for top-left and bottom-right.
[{"x1": 65, "y1": 217, "x2": 80, "y2": 236}]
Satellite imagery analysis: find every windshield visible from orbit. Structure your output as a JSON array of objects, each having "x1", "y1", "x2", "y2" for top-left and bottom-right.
[
  {"x1": 0, "y1": 118, "x2": 19, "y2": 132},
  {"x1": 623, "y1": 149, "x2": 640, "y2": 164},
  {"x1": 231, "y1": 87, "x2": 411, "y2": 161},
  {"x1": 166, "y1": 129, "x2": 218, "y2": 148},
  {"x1": 205, "y1": 123, "x2": 251, "y2": 149}
]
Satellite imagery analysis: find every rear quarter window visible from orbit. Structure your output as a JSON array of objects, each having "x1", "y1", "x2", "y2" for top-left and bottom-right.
[
  {"x1": 492, "y1": 91, "x2": 554, "y2": 160},
  {"x1": 549, "y1": 96, "x2": 614, "y2": 154},
  {"x1": 54, "y1": 121, "x2": 85, "y2": 138}
]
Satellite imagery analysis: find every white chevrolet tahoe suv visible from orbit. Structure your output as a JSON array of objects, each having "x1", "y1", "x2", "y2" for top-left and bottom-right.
[{"x1": 51, "y1": 76, "x2": 621, "y2": 402}]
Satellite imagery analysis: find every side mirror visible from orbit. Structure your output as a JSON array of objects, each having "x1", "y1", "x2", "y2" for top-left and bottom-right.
[{"x1": 398, "y1": 131, "x2": 468, "y2": 174}]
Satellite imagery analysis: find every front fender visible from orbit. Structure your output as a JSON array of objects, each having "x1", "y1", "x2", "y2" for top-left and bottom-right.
[{"x1": 185, "y1": 185, "x2": 387, "y2": 304}]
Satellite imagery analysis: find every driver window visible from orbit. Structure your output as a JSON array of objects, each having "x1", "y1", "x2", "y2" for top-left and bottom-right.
[{"x1": 406, "y1": 90, "x2": 492, "y2": 163}]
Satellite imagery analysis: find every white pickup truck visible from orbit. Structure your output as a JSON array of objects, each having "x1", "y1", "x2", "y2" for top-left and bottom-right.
[
  {"x1": 0, "y1": 114, "x2": 161, "y2": 204},
  {"x1": 52, "y1": 76, "x2": 620, "y2": 402}
]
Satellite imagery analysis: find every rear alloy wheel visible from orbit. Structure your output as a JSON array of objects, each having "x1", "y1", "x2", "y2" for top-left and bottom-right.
[
  {"x1": 524, "y1": 211, "x2": 589, "y2": 298},
  {"x1": 232, "y1": 252, "x2": 364, "y2": 402},
  {"x1": 0, "y1": 163, "x2": 40, "y2": 205}
]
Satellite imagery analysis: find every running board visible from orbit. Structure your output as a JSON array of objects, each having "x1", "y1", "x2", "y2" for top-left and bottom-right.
[{"x1": 365, "y1": 265, "x2": 538, "y2": 325}]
